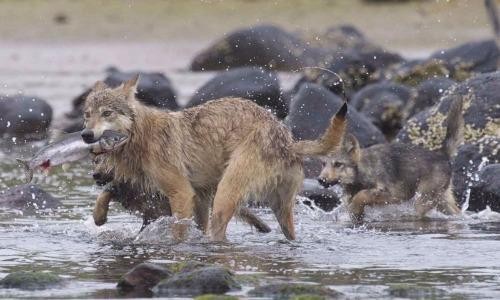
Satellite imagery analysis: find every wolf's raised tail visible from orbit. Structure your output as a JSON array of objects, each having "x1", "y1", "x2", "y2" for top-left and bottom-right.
[
  {"x1": 441, "y1": 96, "x2": 464, "y2": 158},
  {"x1": 292, "y1": 102, "x2": 348, "y2": 156},
  {"x1": 16, "y1": 158, "x2": 33, "y2": 183}
]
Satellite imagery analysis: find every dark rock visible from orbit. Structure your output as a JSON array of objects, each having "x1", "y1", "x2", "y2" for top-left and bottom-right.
[
  {"x1": 305, "y1": 24, "x2": 367, "y2": 51},
  {"x1": 469, "y1": 164, "x2": 500, "y2": 212},
  {"x1": 301, "y1": 48, "x2": 403, "y2": 96},
  {"x1": 186, "y1": 67, "x2": 288, "y2": 118},
  {"x1": 248, "y1": 283, "x2": 342, "y2": 299},
  {"x1": 387, "y1": 283, "x2": 448, "y2": 299},
  {"x1": 117, "y1": 263, "x2": 171, "y2": 292},
  {"x1": 408, "y1": 77, "x2": 456, "y2": 116},
  {"x1": 0, "y1": 184, "x2": 61, "y2": 210},
  {"x1": 194, "y1": 295, "x2": 239, "y2": 300},
  {"x1": 0, "y1": 95, "x2": 52, "y2": 141},
  {"x1": 388, "y1": 40, "x2": 499, "y2": 86},
  {"x1": 300, "y1": 179, "x2": 341, "y2": 212},
  {"x1": 190, "y1": 24, "x2": 325, "y2": 72},
  {"x1": 397, "y1": 72, "x2": 500, "y2": 148},
  {"x1": 452, "y1": 137, "x2": 500, "y2": 210},
  {"x1": 153, "y1": 266, "x2": 240, "y2": 297},
  {"x1": 0, "y1": 271, "x2": 63, "y2": 290},
  {"x1": 286, "y1": 83, "x2": 386, "y2": 148},
  {"x1": 351, "y1": 83, "x2": 415, "y2": 139},
  {"x1": 64, "y1": 68, "x2": 177, "y2": 132}
]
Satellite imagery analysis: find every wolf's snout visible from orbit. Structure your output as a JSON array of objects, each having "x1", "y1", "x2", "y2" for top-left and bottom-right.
[
  {"x1": 81, "y1": 129, "x2": 95, "y2": 143},
  {"x1": 318, "y1": 177, "x2": 338, "y2": 188}
]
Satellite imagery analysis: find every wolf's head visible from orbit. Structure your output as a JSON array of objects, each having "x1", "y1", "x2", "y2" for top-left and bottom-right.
[
  {"x1": 81, "y1": 76, "x2": 139, "y2": 143},
  {"x1": 318, "y1": 134, "x2": 361, "y2": 188}
]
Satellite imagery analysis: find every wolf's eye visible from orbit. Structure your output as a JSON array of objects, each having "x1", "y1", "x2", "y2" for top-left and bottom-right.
[
  {"x1": 333, "y1": 162, "x2": 344, "y2": 168},
  {"x1": 84, "y1": 112, "x2": 90, "y2": 119},
  {"x1": 102, "y1": 111, "x2": 112, "y2": 117}
]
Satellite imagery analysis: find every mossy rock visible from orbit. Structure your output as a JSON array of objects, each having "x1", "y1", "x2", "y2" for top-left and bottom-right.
[
  {"x1": 153, "y1": 266, "x2": 241, "y2": 297},
  {"x1": 249, "y1": 283, "x2": 342, "y2": 300},
  {"x1": 195, "y1": 294, "x2": 239, "y2": 300},
  {"x1": 387, "y1": 283, "x2": 447, "y2": 298},
  {"x1": 0, "y1": 271, "x2": 63, "y2": 290},
  {"x1": 168, "y1": 261, "x2": 208, "y2": 274},
  {"x1": 291, "y1": 294, "x2": 327, "y2": 300}
]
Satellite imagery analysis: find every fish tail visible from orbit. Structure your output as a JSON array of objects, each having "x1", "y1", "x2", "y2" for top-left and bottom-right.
[{"x1": 16, "y1": 158, "x2": 33, "y2": 183}]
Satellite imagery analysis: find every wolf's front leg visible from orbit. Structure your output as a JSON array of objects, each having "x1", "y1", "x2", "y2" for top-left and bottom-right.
[
  {"x1": 348, "y1": 188, "x2": 392, "y2": 224},
  {"x1": 93, "y1": 190, "x2": 112, "y2": 226},
  {"x1": 155, "y1": 173, "x2": 195, "y2": 241}
]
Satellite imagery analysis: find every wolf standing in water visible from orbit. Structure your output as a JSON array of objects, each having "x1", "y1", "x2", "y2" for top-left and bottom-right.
[
  {"x1": 318, "y1": 97, "x2": 464, "y2": 223},
  {"x1": 81, "y1": 75, "x2": 347, "y2": 241}
]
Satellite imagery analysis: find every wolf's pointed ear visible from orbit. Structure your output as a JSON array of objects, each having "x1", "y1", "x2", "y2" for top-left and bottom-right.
[
  {"x1": 92, "y1": 81, "x2": 107, "y2": 91},
  {"x1": 344, "y1": 134, "x2": 361, "y2": 162},
  {"x1": 122, "y1": 74, "x2": 140, "y2": 100}
]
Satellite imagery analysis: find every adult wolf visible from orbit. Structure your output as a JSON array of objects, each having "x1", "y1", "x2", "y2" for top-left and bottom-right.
[{"x1": 82, "y1": 76, "x2": 347, "y2": 241}]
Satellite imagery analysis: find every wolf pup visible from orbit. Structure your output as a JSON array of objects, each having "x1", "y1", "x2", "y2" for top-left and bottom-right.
[
  {"x1": 318, "y1": 97, "x2": 464, "y2": 223},
  {"x1": 81, "y1": 75, "x2": 347, "y2": 241},
  {"x1": 91, "y1": 155, "x2": 273, "y2": 234}
]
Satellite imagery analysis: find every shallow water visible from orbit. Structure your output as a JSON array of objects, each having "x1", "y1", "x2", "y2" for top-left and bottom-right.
[{"x1": 1, "y1": 44, "x2": 500, "y2": 299}]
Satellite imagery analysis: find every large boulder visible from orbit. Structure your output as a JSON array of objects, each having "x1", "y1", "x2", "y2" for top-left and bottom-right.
[
  {"x1": 285, "y1": 83, "x2": 385, "y2": 177},
  {"x1": 407, "y1": 77, "x2": 456, "y2": 117},
  {"x1": 452, "y1": 137, "x2": 500, "y2": 210},
  {"x1": 397, "y1": 72, "x2": 500, "y2": 149},
  {"x1": 190, "y1": 24, "x2": 325, "y2": 72},
  {"x1": 302, "y1": 24, "x2": 369, "y2": 52},
  {"x1": 0, "y1": 95, "x2": 52, "y2": 141},
  {"x1": 0, "y1": 271, "x2": 64, "y2": 290},
  {"x1": 0, "y1": 184, "x2": 61, "y2": 211},
  {"x1": 469, "y1": 164, "x2": 500, "y2": 212},
  {"x1": 64, "y1": 68, "x2": 178, "y2": 133},
  {"x1": 351, "y1": 82, "x2": 415, "y2": 139},
  {"x1": 153, "y1": 265, "x2": 240, "y2": 297},
  {"x1": 186, "y1": 67, "x2": 288, "y2": 118}
]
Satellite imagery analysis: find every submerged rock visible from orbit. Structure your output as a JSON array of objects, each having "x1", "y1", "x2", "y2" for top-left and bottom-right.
[
  {"x1": 190, "y1": 24, "x2": 325, "y2": 71},
  {"x1": 397, "y1": 72, "x2": 500, "y2": 149},
  {"x1": 0, "y1": 95, "x2": 52, "y2": 141},
  {"x1": 351, "y1": 82, "x2": 415, "y2": 139},
  {"x1": 64, "y1": 68, "x2": 178, "y2": 132},
  {"x1": 248, "y1": 283, "x2": 343, "y2": 299},
  {"x1": 469, "y1": 164, "x2": 500, "y2": 212},
  {"x1": 452, "y1": 137, "x2": 500, "y2": 210},
  {"x1": 0, "y1": 271, "x2": 63, "y2": 290},
  {"x1": 153, "y1": 265, "x2": 240, "y2": 297},
  {"x1": 187, "y1": 67, "x2": 288, "y2": 118},
  {"x1": 117, "y1": 263, "x2": 171, "y2": 292},
  {"x1": 387, "y1": 283, "x2": 448, "y2": 299},
  {"x1": 0, "y1": 184, "x2": 61, "y2": 211}
]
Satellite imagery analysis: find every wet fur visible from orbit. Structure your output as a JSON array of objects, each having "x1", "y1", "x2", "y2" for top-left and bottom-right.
[
  {"x1": 83, "y1": 77, "x2": 347, "y2": 241},
  {"x1": 319, "y1": 98, "x2": 463, "y2": 223}
]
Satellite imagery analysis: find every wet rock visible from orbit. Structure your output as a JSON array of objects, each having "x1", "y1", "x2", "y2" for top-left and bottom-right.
[
  {"x1": 248, "y1": 283, "x2": 343, "y2": 300},
  {"x1": 0, "y1": 95, "x2": 52, "y2": 141},
  {"x1": 0, "y1": 184, "x2": 61, "y2": 211},
  {"x1": 452, "y1": 137, "x2": 500, "y2": 210},
  {"x1": 117, "y1": 263, "x2": 172, "y2": 292},
  {"x1": 190, "y1": 24, "x2": 325, "y2": 72},
  {"x1": 0, "y1": 271, "x2": 63, "y2": 290},
  {"x1": 286, "y1": 83, "x2": 386, "y2": 148},
  {"x1": 153, "y1": 265, "x2": 240, "y2": 297},
  {"x1": 303, "y1": 24, "x2": 368, "y2": 51},
  {"x1": 186, "y1": 67, "x2": 288, "y2": 118},
  {"x1": 301, "y1": 48, "x2": 403, "y2": 96},
  {"x1": 388, "y1": 40, "x2": 499, "y2": 86},
  {"x1": 397, "y1": 72, "x2": 500, "y2": 149},
  {"x1": 387, "y1": 283, "x2": 447, "y2": 299},
  {"x1": 469, "y1": 164, "x2": 500, "y2": 212},
  {"x1": 351, "y1": 83, "x2": 415, "y2": 139},
  {"x1": 408, "y1": 77, "x2": 456, "y2": 116},
  {"x1": 300, "y1": 179, "x2": 341, "y2": 212},
  {"x1": 64, "y1": 68, "x2": 177, "y2": 132}
]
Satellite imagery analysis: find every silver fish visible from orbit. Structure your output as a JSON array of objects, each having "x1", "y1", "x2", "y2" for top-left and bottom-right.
[{"x1": 16, "y1": 130, "x2": 128, "y2": 183}]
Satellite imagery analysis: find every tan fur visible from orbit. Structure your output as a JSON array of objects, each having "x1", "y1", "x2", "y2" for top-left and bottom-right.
[{"x1": 83, "y1": 76, "x2": 347, "y2": 241}]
